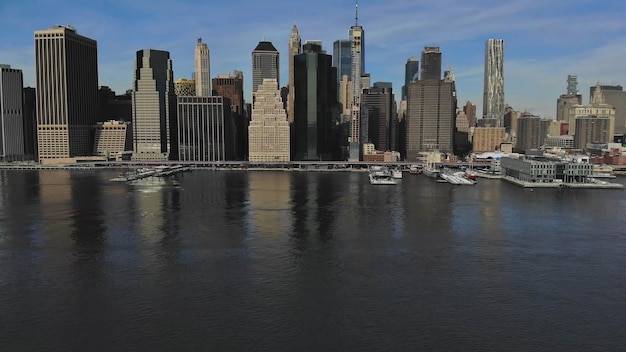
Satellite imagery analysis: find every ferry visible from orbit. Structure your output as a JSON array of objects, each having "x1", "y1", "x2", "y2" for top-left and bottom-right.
[{"x1": 369, "y1": 166, "x2": 400, "y2": 185}]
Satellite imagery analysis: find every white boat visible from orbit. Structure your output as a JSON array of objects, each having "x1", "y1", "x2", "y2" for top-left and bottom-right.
[
  {"x1": 391, "y1": 168, "x2": 403, "y2": 179},
  {"x1": 440, "y1": 169, "x2": 476, "y2": 185},
  {"x1": 369, "y1": 166, "x2": 400, "y2": 185}
]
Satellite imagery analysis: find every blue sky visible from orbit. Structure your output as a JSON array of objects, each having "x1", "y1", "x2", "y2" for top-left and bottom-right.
[{"x1": 1, "y1": 0, "x2": 625, "y2": 118}]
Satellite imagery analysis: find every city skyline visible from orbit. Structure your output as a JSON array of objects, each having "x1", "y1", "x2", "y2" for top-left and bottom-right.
[{"x1": 1, "y1": 0, "x2": 625, "y2": 118}]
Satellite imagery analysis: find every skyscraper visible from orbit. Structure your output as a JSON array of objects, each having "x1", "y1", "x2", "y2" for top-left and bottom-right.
[
  {"x1": 252, "y1": 41, "x2": 279, "y2": 93},
  {"x1": 349, "y1": 1, "x2": 364, "y2": 161},
  {"x1": 131, "y1": 49, "x2": 177, "y2": 161},
  {"x1": 248, "y1": 78, "x2": 290, "y2": 162},
  {"x1": 361, "y1": 85, "x2": 396, "y2": 153},
  {"x1": 213, "y1": 71, "x2": 245, "y2": 160},
  {"x1": 287, "y1": 25, "x2": 302, "y2": 124},
  {"x1": 0, "y1": 64, "x2": 25, "y2": 161},
  {"x1": 406, "y1": 63, "x2": 457, "y2": 160},
  {"x1": 420, "y1": 47, "x2": 442, "y2": 81},
  {"x1": 194, "y1": 38, "x2": 211, "y2": 97},
  {"x1": 293, "y1": 42, "x2": 337, "y2": 161},
  {"x1": 403, "y1": 57, "x2": 419, "y2": 100},
  {"x1": 483, "y1": 39, "x2": 505, "y2": 125},
  {"x1": 34, "y1": 25, "x2": 99, "y2": 161},
  {"x1": 333, "y1": 39, "x2": 351, "y2": 94}
]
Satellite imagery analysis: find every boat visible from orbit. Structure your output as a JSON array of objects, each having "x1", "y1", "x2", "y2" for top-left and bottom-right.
[
  {"x1": 369, "y1": 166, "x2": 400, "y2": 185},
  {"x1": 592, "y1": 165, "x2": 616, "y2": 178},
  {"x1": 440, "y1": 168, "x2": 476, "y2": 185},
  {"x1": 391, "y1": 167, "x2": 403, "y2": 179},
  {"x1": 422, "y1": 151, "x2": 446, "y2": 182},
  {"x1": 409, "y1": 165, "x2": 421, "y2": 174}
]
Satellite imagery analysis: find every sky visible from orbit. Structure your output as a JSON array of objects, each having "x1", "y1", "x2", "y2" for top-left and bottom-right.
[{"x1": 1, "y1": 0, "x2": 625, "y2": 118}]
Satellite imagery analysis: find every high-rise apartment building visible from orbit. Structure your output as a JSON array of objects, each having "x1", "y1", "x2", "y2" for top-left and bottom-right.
[
  {"x1": 293, "y1": 42, "x2": 337, "y2": 161},
  {"x1": 574, "y1": 115, "x2": 613, "y2": 149},
  {"x1": 131, "y1": 49, "x2": 177, "y2": 161},
  {"x1": 252, "y1": 41, "x2": 279, "y2": 93},
  {"x1": 472, "y1": 127, "x2": 505, "y2": 153},
  {"x1": 420, "y1": 47, "x2": 442, "y2": 81},
  {"x1": 287, "y1": 25, "x2": 302, "y2": 124},
  {"x1": 248, "y1": 79, "x2": 290, "y2": 162},
  {"x1": 403, "y1": 57, "x2": 419, "y2": 100},
  {"x1": 483, "y1": 39, "x2": 505, "y2": 125},
  {"x1": 194, "y1": 38, "x2": 211, "y2": 97},
  {"x1": 348, "y1": 3, "x2": 364, "y2": 161},
  {"x1": 516, "y1": 115, "x2": 551, "y2": 151},
  {"x1": 0, "y1": 65, "x2": 25, "y2": 161},
  {"x1": 34, "y1": 25, "x2": 99, "y2": 161}
]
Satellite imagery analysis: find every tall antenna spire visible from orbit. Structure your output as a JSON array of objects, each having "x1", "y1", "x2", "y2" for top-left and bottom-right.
[{"x1": 355, "y1": 0, "x2": 359, "y2": 26}]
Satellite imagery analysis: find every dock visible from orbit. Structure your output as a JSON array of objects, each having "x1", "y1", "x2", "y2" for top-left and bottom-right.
[{"x1": 501, "y1": 176, "x2": 624, "y2": 189}]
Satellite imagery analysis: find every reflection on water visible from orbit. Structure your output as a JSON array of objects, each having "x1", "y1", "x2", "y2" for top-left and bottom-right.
[{"x1": 0, "y1": 169, "x2": 625, "y2": 351}]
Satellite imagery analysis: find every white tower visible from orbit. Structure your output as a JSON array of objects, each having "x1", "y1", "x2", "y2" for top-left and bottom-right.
[{"x1": 195, "y1": 38, "x2": 211, "y2": 96}]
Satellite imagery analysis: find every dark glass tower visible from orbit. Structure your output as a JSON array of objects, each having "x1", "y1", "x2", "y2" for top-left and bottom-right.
[
  {"x1": 420, "y1": 46, "x2": 442, "y2": 81},
  {"x1": 252, "y1": 41, "x2": 279, "y2": 93},
  {"x1": 293, "y1": 42, "x2": 337, "y2": 161},
  {"x1": 403, "y1": 57, "x2": 419, "y2": 100}
]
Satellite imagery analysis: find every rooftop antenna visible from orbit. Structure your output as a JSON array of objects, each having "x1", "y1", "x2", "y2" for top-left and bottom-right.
[{"x1": 355, "y1": 0, "x2": 359, "y2": 26}]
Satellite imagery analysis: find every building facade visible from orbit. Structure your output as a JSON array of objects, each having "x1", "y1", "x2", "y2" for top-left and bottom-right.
[
  {"x1": 293, "y1": 43, "x2": 336, "y2": 161},
  {"x1": 213, "y1": 71, "x2": 245, "y2": 160},
  {"x1": 177, "y1": 96, "x2": 232, "y2": 161},
  {"x1": 252, "y1": 41, "x2": 279, "y2": 93},
  {"x1": 420, "y1": 47, "x2": 442, "y2": 81},
  {"x1": 405, "y1": 79, "x2": 456, "y2": 160},
  {"x1": 348, "y1": 12, "x2": 364, "y2": 161},
  {"x1": 287, "y1": 25, "x2": 302, "y2": 124},
  {"x1": 0, "y1": 65, "x2": 25, "y2": 161},
  {"x1": 34, "y1": 25, "x2": 99, "y2": 161},
  {"x1": 333, "y1": 39, "x2": 352, "y2": 98},
  {"x1": 402, "y1": 57, "x2": 419, "y2": 100},
  {"x1": 93, "y1": 120, "x2": 132, "y2": 160},
  {"x1": 516, "y1": 115, "x2": 551, "y2": 152},
  {"x1": 194, "y1": 38, "x2": 211, "y2": 97},
  {"x1": 574, "y1": 116, "x2": 614, "y2": 149},
  {"x1": 131, "y1": 49, "x2": 177, "y2": 161},
  {"x1": 590, "y1": 84, "x2": 626, "y2": 136},
  {"x1": 472, "y1": 127, "x2": 505, "y2": 153},
  {"x1": 361, "y1": 86, "x2": 395, "y2": 153},
  {"x1": 483, "y1": 39, "x2": 505, "y2": 125},
  {"x1": 567, "y1": 84, "x2": 615, "y2": 137},
  {"x1": 248, "y1": 79, "x2": 290, "y2": 162},
  {"x1": 174, "y1": 78, "x2": 196, "y2": 97}
]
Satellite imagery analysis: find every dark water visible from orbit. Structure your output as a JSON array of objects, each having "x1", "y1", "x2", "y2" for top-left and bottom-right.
[{"x1": 0, "y1": 169, "x2": 625, "y2": 351}]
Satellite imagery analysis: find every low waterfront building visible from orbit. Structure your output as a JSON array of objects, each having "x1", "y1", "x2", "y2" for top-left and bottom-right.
[{"x1": 501, "y1": 156, "x2": 594, "y2": 183}]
